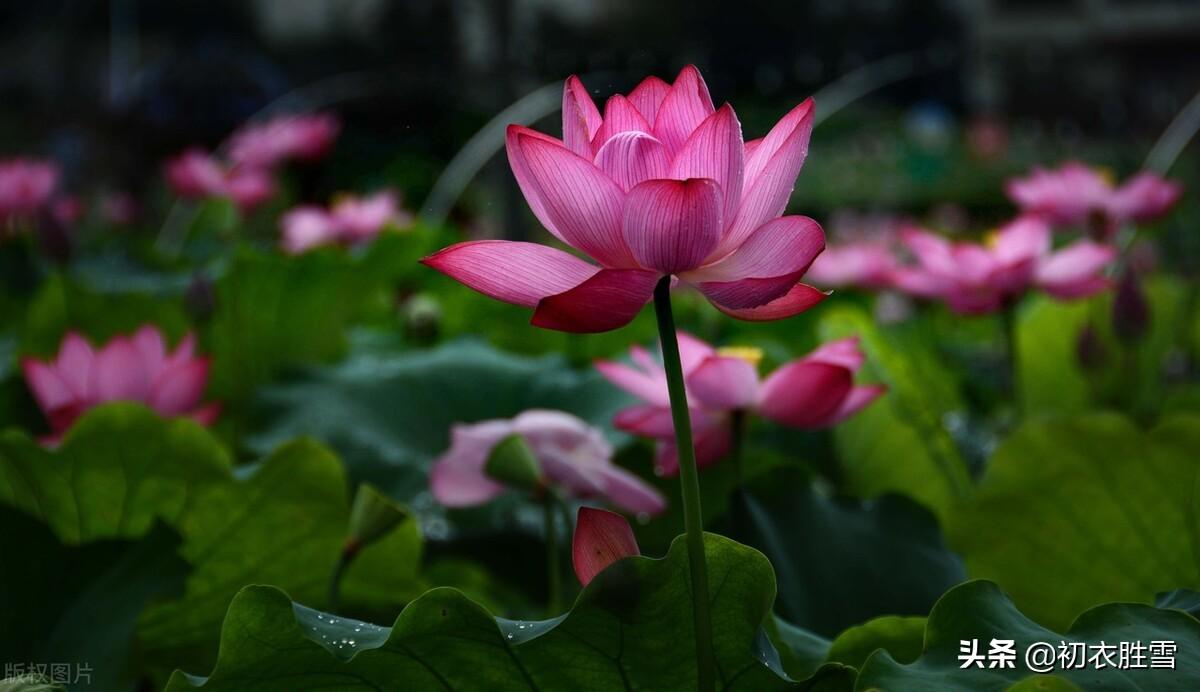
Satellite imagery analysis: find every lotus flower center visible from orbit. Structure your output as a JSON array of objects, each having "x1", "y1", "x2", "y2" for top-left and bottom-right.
[{"x1": 716, "y1": 346, "x2": 764, "y2": 368}]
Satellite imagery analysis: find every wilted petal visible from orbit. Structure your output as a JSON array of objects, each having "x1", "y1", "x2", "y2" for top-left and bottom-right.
[
  {"x1": 532, "y1": 269, "x2": 659, "y2": 333},
  {"x1": 757, "y1": 360, "x2": 853, "y2": 428},
  {"x1": 92, "y1": 338, "x2": 151, "y2": 402},
  {"x1": 422, "y1": 240, "x2": 599, "y2": 308},
  {"x1": 508, "y1": 130, "x2": 634, "y2": 267},
  {"x1": 653, "y1": 65, "x2": 715, "y2": 155},
  {"x1": 149, "y1": 359, "x2": 210, "y2": 416},
  {"x1": 628, "y1": 75, "x2": 671, "y2": 124},
  {"x1": 623, "y1": 178, "x2": 722, "y2": 274},
  {"x1": 685, "y1": 355, "x2": 759, "y2": 410},
  {"x1": 562, "y1": 76, "x2": 602, "y2": 158},
  {"x1": 708, "y1": 282, "x2": 828, "y2": 321},
  {"x1": 718, "y1": 98, "x2": 813, "y2": 256},
  {"x1": 668, "y1": 104, "x2": 744, "y2": 223},
  {"x1": 591, "y1": 95, "x2": 654, "y2": 152},
  {"x1": 573, "y1": 507, "x2": 640, "y2": 586},
  {"x1": 593, "y1": 131, "x2": 670, "y2": 192}
]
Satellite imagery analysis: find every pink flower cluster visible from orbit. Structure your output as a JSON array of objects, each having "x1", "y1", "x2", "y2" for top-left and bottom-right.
[
  {"x1": 164, "y1": 113, "x2": 339, "y2": 212},
  {"x1": 598, "y1": 333, "x2": 884, "y2": 475},
  {"x1": 424, "y1": 65, "x2": 827, "y2": 333},
  {"x1": 1, "y1": 157, "x2": 59, "y2": 224},
  {"x1": 1006, "y1": 161, "x2": 1180, "y2": 235},
  {"x1": 430, "y1": 410, "x2": 666, "y2": 516},
  {"x1": 280, "y1": 190, "x2": 413, "y2": 254},
  {"x1": 21, "y1": 326, "x2": 218, "y2": 443}
]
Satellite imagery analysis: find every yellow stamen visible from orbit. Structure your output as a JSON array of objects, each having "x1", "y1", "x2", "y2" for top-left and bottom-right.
[
  {"x1": 716, "y1": 346, "x2": 764, "y2": 368},
  {"x1": 983, "y1": 229, "x2": 1000, "y2": 249},
  {"x1": 1094, "y1": 166, "x2": 1116, "y2": 186}
]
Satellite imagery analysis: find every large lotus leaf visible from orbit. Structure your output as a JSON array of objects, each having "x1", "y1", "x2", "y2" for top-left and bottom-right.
[
  {"x1": 817, "y1": 304, "x2": 971, "y2": 519},
  {"x1": 0, "y1": 507, "x2": 189, "y2": 692},
  {"x1": 165, "y1": 533, "x2": 855, "y2": 691},
  {"x1": 245, "y1": 337, "x2": 634, "y2": 503},
  {"x1": 0, "y1": 405, "x2": 425, "y2": 677},
  {"x1": 857, "y1": 580, "x2": 1200, "y2": 691},
  {"x1": 947, "y1": 414, "x2": 1200, "y2": 630},
  {"x1": 767, "y1": 613, "x2": 925, "y2": 679},
  {"x1": 730, "y1": 467, "x2": 965, "y2": 636}
]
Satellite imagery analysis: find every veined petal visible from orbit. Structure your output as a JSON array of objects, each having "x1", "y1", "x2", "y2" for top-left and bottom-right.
[
  {"x1": 422, "y1": 240, "x2": 599, "y2": 308},
  {"x1": 668, "y1": 104, "x2": 744, "y2": 223},
  {"x1": 591, "y1": 95, "x2": 654, "y2": 152},
  {"x1": 623, "y1": 178, "x2": 722, "y2": 274},
  {"x1": 510, "y1": 131, "x2": 634, "y2": 267},
  {"x1": 573, "y1": 507, "x2": 640, "y2": 586},
  {"x1": 685, "y1": 215, "x2": 824, "y2": 308},
  {"x1": 709, "y1": 282, "x2": 828, "y2": 321},
  {"x1": 686, "y1": 355, "x2": 759, "y2": 410},
  {"x1": 757, "y1": 361, "x2": 853, "y2": 429},
  {"x1": 562, "y1": 75, "x2": 602, "y2": 158},
  {"x1": 532, "y1": 269, "x2": 659, "y2": 333},
  {"x1": 628, "y1": 76, "x2": 671, "y2": 124},
  {"x1": 718, "y1": 98, "x2": 814, "y2": 256},
  {"x1": 594, "y1": 131, "x2": 670, "y2": 192},
  {"x1": 653, "y1": 65, "x2": 715, "y2": 156}
]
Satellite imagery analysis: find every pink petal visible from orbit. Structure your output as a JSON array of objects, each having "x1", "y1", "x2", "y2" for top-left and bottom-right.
[
  {"x1": 622, "y1": 178, "x2": 723, "y2": 274},
  {"x1": 1036, "y1": 241, "x2": 1116, "y2": 290},
  {"x1": 56, "y1": 332, "x2": 95, "y2": 398},
  {"x1": 573, "y1": 507, "x2": 640, "y2": 586},
  {"x1": 992, "y1": 216, "x2": 1050, "y2": 264},
  {"x1": 422, "y1": 240, "x2": 599, "y2": 308},
  {"x1": 281, "y1": 207, "x2": 339, "y2": 254},
  {"x1": 612, "y1": 404, "x2": 676, "y2": 436},
  {"x1": 718, "y1": 98, "x2": 814, "y2": 257},
  {"x1": 148, "y1": 359, "x2": 210, "y2": 416},
  {"x1": 597, "y1": 467, "x2": 668, "y2": 516},
  {"x1": 531, "y1": 269, "x2": 659, "y2": 333},
  {"x1": 708, "y1": 282, "x2": 828, "y2": 321},
  {"x1": 562, "y1": 76, "x2": 602, "y2": 158},
  {"x1": 653, "y1": 410, "x2": 730, "y2": 476},
  {"x1": 596, "y1": 362, "x2": 670, "y2": 407},
  {"x1": 505, "y1": 126, "x2": 572, "y2": 244},
  {"x1": 757, "y1": 361, "x2": 854, "y2": 429},
  {"x1": 508, "y1": 130, "x2": 634, "y2": 267},
  {"x1": 686, "y1": 215, "x2": 824, "y2": 309},
  {"x1": 818, "y1": 384, "x2": 886, "y2": 427},
  {"x1": 804, "y1": 337, "x2": 866, "y2": 371},
  {"x1": 668, "y1": 104, "x2": 744, "y2": 223},
  {"x1": 92, "y1": 338, "x2": 151, "y2": 402},
  {"x1": 429, "y1": 421, "x2": 513, "y2": 508},
  {"x1": 652, "y1": 65, "x2": 715, "y2": 156},
  {"x1": 677, "y1": 331, "x2": 716, "y2": 374},
  {"x1": 591, "y1": 95, "x2": 654, "y2": 152},
  {"x1": 188, "y1": 403, "x2": 221, "y2": 426},
  {"x1": 901, "y1": 228, "x2": 957, "y2": 276},
  {"x1": 593, "y1": 131, "x2": 670, "y2": 192},
  {"x1": 165, "y1": 333, "x2": 196, "y2": 370},
  {"x1": 131, "y1": 325, "x2": 166, "y2": 376},
  {"x1": 627, "y1": 76, "x2": 671, "y2": 124},
  {"x1": 1107, "y1": 172, "x2": 1183, "y2": 223},
  {"x1": 686, "y1": 355, "x2": 759, "y2": 410},
  {"x1": 21, "y1": 359, "x2": 75, "y2": 416},
  {"x1": 888, "y1": 267, "x2": 951, "y2": 299}
]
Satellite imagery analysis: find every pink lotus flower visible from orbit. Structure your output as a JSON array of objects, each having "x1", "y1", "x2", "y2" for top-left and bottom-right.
[
  {"x1": 807, "y1": 212, "x2": 906, "y2": 290},
  {"x1": 280, "y1": 190, "x2": 413, "y2": 254},
  {"x1": 226, "y1": 113, "x2": 340, "y2": 169},
  {"x1": 889, "y1": 216, "x2": 1116, "y2": 315},
  {"x1": 573, "y1": 506, "x2": 640, "y2": 586},
  {"x1": 598, "y1": 333, "x2": 884, "y2": 475},
  {"x1": 422, "y1": 66, "x2": 826, "y2": 333},
  {"x1": 429, "y1": 409, "x2": 667, "y2": 516},
  {"x1": 1006, "y1": 162, "x2": 1181, "y2": 234},
  {"x1": 21, "y1": 326, "x2": 219, "y2": 442},
  {"x1": 164, "y1": 149, "x2": 275, "y2": 211},
  {"x1": 0, "y1": 157, "x2": 59, "y2": 221}
]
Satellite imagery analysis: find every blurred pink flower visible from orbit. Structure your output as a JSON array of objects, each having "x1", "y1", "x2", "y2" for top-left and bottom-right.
[
  {"x1": 573, "y1": 506, "x2": 640, "y2": 586},
  {"x1": 598, "y1": 333, "x2": 884, "y2": 475},
  {"x1": 429, "y1": 409, "x2": 666, "y2": 516},
  {"x1": 164, "y1": 149, "x2": 275, "y2": 212},
  {"x1": 226, "y1": 113, "x2": 340, "y2": 169},
  {"x1": 1006, "y1": 162, "x2": 1181, "y2": 234},
  {"x1": 0, "y1": 157, "x2": 59, "y2": 221},
  {"x1": 280, "y1": 190, "x2": 413, "y2": 254},
  {"x1": 807, "y1": 211, "x2": 905, "y2": 290},
  {"x1": 423, "y1": 65, "x2": 826, "y2": 333},
  {"x1": 890, "y1": 217, "x2": 1116, "y2": 315},
  {"x1": 21, "y1": 326, "x2": 219, "y2": 443}
]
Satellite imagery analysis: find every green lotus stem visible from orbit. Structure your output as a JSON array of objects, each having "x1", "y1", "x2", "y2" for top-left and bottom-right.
[
  {"x1": 652, "y1": 276, "x2": 715, "y2": 692},
  {"x1": 327, "y1": 540, "x2": 359, "y2": 614},
  {"x1": 543, "y1": 493, "x2": 562, "y2": 615}
]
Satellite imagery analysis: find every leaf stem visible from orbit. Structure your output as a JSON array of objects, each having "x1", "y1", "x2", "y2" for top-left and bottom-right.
[{"x1": 652, "y1": 276, "x2": 715, "y2": 692}]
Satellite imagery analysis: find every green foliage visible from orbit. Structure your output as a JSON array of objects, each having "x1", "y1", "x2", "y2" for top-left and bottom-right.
[
  {"x1": 165, "y1": 534, "x2": 854, "y2": 691},
  {"x1": 857, "y1": 580, "x2": 1200, "y2": 691},
  {"x1": 947, "y1": 414, "x2": 1200, "y2": 630}
]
